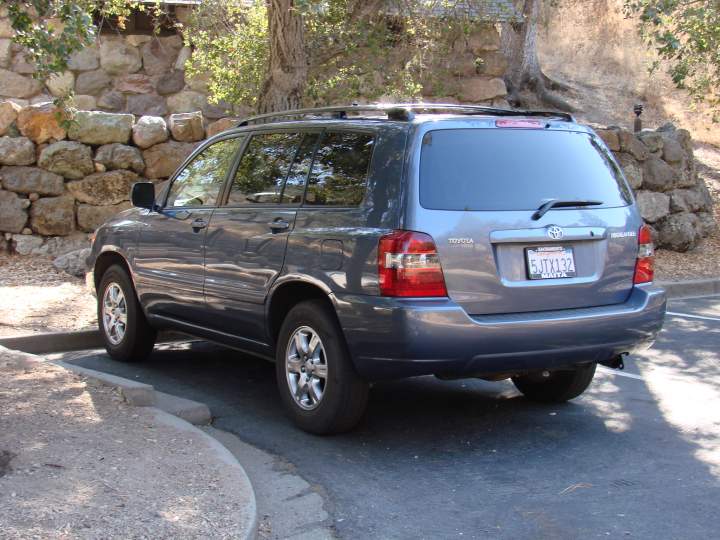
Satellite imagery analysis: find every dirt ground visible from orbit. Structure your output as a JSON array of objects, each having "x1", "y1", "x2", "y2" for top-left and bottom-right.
[{"x1": 0, "y1": 347, "x2": 255, "y2": 539}]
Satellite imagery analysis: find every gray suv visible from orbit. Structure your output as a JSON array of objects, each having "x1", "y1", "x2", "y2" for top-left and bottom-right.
[{"x1": 88, "y1": 104, "x2": 667, "y2": 434}]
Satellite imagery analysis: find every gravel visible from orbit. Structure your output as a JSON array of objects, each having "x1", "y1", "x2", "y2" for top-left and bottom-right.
[{"x1": 0, "y1": 347, "x2": 255, "y2": 539}]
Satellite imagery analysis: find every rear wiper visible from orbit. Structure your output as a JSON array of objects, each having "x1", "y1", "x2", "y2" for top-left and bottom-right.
[{"x1": 531, "y1": 199, "x2": 603, "y2": 220}]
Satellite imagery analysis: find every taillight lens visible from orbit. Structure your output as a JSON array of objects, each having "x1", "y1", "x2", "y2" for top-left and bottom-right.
[
  {"x1": 634, "y1": 224, "x2": 654, "y2": 284},
  {"x1": 378, "y1": 230, "x2": 448, "y2": 297}
]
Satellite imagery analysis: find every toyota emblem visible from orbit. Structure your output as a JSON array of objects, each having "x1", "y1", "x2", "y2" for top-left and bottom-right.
[{"x1": 547, "y1": 225, "x2": 564, "y2": 240}]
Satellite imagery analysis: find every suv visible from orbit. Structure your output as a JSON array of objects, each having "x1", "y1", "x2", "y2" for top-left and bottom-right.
[{"x1": 88, "y1": 103, "x2": 666, "y2": 434}]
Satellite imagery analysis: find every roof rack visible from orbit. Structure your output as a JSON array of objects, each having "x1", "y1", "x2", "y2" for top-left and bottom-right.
[{"x1": 236, "y1": 103, "x2": 575, "y2": 126}]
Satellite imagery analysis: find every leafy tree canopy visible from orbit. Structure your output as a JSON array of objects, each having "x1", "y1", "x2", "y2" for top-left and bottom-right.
[{"x1": 624, "y1": 0, "x2": 720, "y2": 115}]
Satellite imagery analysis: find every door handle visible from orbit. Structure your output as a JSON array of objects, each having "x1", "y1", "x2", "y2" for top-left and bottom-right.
[
  {"x1": 191, "y1": 217, "x2": 208, "y2": 231},
  {"x1": 268, "y1": 219, "x2": 290, "y2": 232}
]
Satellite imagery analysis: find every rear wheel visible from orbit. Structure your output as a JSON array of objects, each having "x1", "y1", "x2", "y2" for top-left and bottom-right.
[
  {"x1": 275, "y1": 300, "x2": 368, "y2": 434},
  {"x1": 512, "y1": 363, "x2": 597, "y2": 403},
  {"x1": 97, "y1": 265, "x2": 156, "y2": 362}
]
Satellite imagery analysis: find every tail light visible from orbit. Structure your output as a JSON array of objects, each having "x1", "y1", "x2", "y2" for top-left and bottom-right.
[
  {"x1": 633, "y1": 224, "x2": 654, "y2": 284},
  {"x1": 378, "y1": 230, "x2": 448, "y2": 297}
]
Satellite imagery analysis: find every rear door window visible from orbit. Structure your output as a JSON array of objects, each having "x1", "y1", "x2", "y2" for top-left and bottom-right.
[
  {"x1": 305, "y1": 132, "x2": 374, "y2": 206},
  {"x1": 228, "y1": 132, "x2": 303, "y2": 205},
  {"x1": 419, "y1": 129, "x2": 632, "y2": 211}
]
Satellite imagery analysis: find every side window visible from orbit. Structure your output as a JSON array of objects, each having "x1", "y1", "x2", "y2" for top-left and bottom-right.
[
  {"x1": 305, "y1": 132, "x2": 374, "y2": 206},
  {"x1": 281, "y1": 132, "x2": 320, "y2": 204},
  {"x1": 228, "y1": 132, "x2": 302, "y2": 205},
  {"x1": 165, "y1": 137, "x2": 243, "y2": 208}
]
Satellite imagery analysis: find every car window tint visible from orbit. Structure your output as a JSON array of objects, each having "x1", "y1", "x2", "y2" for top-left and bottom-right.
[
  {"x1": 305, "y1": 132, "x2": 374, "y2": 206},
  {"x1": 165, "y1": 137, "x2": 243, "y2": 208},
  {"x1": 281, "y1": 133, "x2": 320, "y2": 204},
  {"x1": 228, "y1": 132, "x2": 302, "y2": 205}
]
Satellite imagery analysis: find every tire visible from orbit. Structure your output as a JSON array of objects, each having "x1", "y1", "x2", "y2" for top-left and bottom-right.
[
  {"x1": 275, "y1": 299, "x2": 369, "y2": 435},
  {"x1": 97, "y1": 264, "x2": 157, "y2": 362},
  {"x1": 512, "y1": 363, "x2": 597, "y2": 403}
]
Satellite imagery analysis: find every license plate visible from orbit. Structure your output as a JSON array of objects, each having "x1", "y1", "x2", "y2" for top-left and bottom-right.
[{"x1": 526, "y1": 246, "x2": 576, "y2": 280}]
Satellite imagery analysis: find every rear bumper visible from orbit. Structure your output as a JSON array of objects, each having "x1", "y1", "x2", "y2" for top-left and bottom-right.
[{"x1": 332, "y1": 284, "x2": 666, "y2": 380}]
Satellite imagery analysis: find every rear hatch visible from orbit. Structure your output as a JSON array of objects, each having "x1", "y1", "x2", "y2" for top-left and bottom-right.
[{"x1": 411, "y1": 122, "x2": 641, "y2": 315}]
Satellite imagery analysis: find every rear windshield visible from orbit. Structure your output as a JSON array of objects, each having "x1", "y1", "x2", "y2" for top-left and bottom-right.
[{"x1": 419, "y1": 129, "x2": 632, "y2": 211}]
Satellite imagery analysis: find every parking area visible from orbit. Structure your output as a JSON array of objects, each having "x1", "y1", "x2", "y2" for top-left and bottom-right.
[{"x1": 58, "y1": 295, "x2": 720, "y2": 539}]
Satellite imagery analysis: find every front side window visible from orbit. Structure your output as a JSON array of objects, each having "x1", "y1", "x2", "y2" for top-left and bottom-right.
[
  {"x1": 305, "y1": 132, "x2": 374, "y2": 206},
  {"x1": 165, "y1": 137, "x2": 243, "y2": 208},
  {"x1": 228, "y1": 132, "x2": 303, "y2": 205}
]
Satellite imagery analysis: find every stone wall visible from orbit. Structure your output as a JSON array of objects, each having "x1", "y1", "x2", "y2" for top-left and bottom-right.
[{"x1": 596, "y1": 124, "x2": 716, "y2": 251}]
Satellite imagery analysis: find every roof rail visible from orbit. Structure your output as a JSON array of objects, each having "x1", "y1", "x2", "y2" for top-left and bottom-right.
[{"x1": 236, "y1": 103, "x2": 575, "y2": 126}]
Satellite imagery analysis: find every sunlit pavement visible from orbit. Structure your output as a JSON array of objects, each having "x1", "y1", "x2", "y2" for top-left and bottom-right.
[{"x1": 59, "y1": 295, "x2": 720, "y2": 539}]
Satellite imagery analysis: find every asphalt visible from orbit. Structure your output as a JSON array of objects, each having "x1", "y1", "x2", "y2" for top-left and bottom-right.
[{"x1": 58, "y1": 295, "x2": 720, "y2": 539}]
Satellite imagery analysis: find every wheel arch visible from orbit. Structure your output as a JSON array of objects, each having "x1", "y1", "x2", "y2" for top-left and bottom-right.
[
  {"x1": 266, "y1": 279, "x2": 342, "y2": 347},
  {"x1": 93, "y1": 250, "x2": 133, "y2": 293}
]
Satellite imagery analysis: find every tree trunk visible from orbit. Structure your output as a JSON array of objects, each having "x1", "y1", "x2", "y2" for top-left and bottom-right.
[
  {"x1": 258, "y1": 0, "x2": 307, "y2": 113},
  {"x1": 501, "y1": 0, "x2": 574, "y2": 111}
]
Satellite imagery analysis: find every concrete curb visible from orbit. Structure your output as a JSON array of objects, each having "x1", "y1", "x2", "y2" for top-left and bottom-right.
[{"x1": 658, "y1": 278, "x2": 720, "y2": 299}]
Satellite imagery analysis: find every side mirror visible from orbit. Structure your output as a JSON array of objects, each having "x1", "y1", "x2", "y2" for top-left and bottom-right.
[{"x1": 131, "y1": 182, "x2": 155, "y2": 210}]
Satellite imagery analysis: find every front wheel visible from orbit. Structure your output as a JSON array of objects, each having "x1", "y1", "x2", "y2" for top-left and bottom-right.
[
  {"x1": 97, "y1": 264, "x2": 157, "y2": 362},
  {"x1": 276, "y1": 300, "x2": 368, "y2": 435},
  {"x1": 512, "y1": 363, "x2": 597, "y2": 403}
]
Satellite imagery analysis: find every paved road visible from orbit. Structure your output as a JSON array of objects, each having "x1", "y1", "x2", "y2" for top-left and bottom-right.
[{"x1": 61, "y1": 296, "x2": 720, "y2": 539}]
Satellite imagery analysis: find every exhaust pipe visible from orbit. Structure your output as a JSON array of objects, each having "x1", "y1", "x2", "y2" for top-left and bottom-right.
[{"x1": 600, "y1": 354, "x2": 626, "y2": 370}]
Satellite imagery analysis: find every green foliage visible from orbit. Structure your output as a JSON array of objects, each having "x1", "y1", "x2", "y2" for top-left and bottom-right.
[{"x1": 624, "y1": 0, "x2": 720, "y2": 115}]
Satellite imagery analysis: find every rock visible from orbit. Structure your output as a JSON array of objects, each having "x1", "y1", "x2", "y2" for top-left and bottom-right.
[
  {"x1": 598, "y1": 130, "x2": 620, "y2": 152},
  {"x1": 643, "y1": 156, "x2": 677, "y2": 192},
  {"x1": 697, "y1": 212, "x2": 718, "y2": 237},
  {"x1": 99, "y1": 38, "x2": 142, "y2": 75},
  {"x1": 16, "y1": 103, "x2": 67, "y2": 143},
  {"x1": 71, "y1": 94, "x2": 97, "y2": 111},
  {"x1": 658, "y1": 122, "x2": 677, "y2": 132},
  {"x1": 67, "y1": 46, "x2": 99, "y2": 71},
  {"x1": 673, "y1": 128, "x2": 694, "y2": 155},
  {"x1": 68, "y1": 110, "x2": 134, "y2": 145},
  {"x1": 0, "y1": 189, "x2": 27, "y2": 233},
  {"x1": 125, "y1": 94, "x2": 168, "y2": 116},
  {"x1": 167, "y1": 90, "x2": 206, "y2": 114},
  {"x1": 66, "y1": 169, "x2": 139, "y2": 205},
  {"x1": 668, "y1": 188, "x2": 705, "y2": 213},
  {"x1": 207, "y1": 117, "x2": 241, "y2": 138},
  {"x1": 0, "y1": 166, "x2": 64, "y2": 195},
  {"x1": 95, "y1": 162, "x2": 106, "y2": 172},
  {"x1": 203, "y1": 99, "x2": 234, "y2": 119},
  {"x1": 0, "y1": 18, "x2": 13, "y2": 39},
  {"x1": 125, "y1": 34, "x2": 152, "y2": 47},
  {"x1": 476, "y1": 51, "x2": 508, "y2": 77},
  {"x1": 616, "y1": 153, "x2": 643, "y2": 190},
  {"x1": 141, "y1": 38, "x2": 181, "y2": 76},
  {"x1": 46, "y1": 71, "x2": 74, "y2": 97},
  {"x1": 12, "y1": 234, "x2": 43, "y2": 255},
  {"x1": 657, "y1": 213, "x2": 700, "y2": 252},
  {"x1": 635, "y1": 190, "x2": 670, "y2": 223},
  {"x1": 11, "y1": 50, "x2": 36, "y2": 74},
  {"x1": 29, "y1": 196, "x2": 75, "y2": 235},
  {"x1": 38, "y1": 141, "x2": 94, "y2": 179},
  {"x1": 95, "y1": 143, "x2": 145, "y2": 173},
  {"x1": 75, "y1": 69, "x2": 111, "y2": 95},
  {"x1": 186, "y1": 70, "x2": 210, "y2": 93},
  {"x1": 660, "y1": 136, "x2": 684, "y2": 164},
  {"x1": 28, "y1": 192, "x2": 39, "y2": 202},
  {"x1": 0, "y1": 100, "x2": 21, "y2": 136},
  {"x1": 53, "y1": 247, "x2": 91, "y2": 276},
  {"x1": 617, "y1": 130, "x2": 649, "y2": 161},
  {"x1": 175, "y1": 46, "x2": 192, "y2": 71},
  {"x1": 132, "y1": 115, "x2": 169, "y2": 149},
  {"x1": 637, "y1": 131, "x2": 664, "y2": 153},
  {"x1": 77, "y1": 202, "x2": 132, "y2": 231},
  {"x1": 169, "y1": 112, "x2": 204, "y2": 142},
  {"x1": 0, "y1": 68, "x2": 42, "y2": 98},
  {"x1": 0, "y1": 136, "x2": 35, "y2": 165},
  {"x1": 692, "y1": 181, "x2": 714, "y2": 212},
  {"x1": 142, "y1": 140, "x2": 196, "y2": 178},
  {"x1": 115, "y1": 74, "x2": 154, "y2": 94},
  {"x1": 467, "y1": 25, "x2": 501, "y2": 53},
  {"x1": 97, "y1": 91, "x2": 125, "y2": 112},
  {"x1": 156, "y1": 71, "x2": 185, "y2": 95},
  {"x1": 0, "y1": 39, "x2": 11, "y2": 68},
  {"x1": 34, "y1": 233, "x2": 89, "y2": 257},
  {"x1": 458, "y1": 77, "x2": 507, "y2": 102}
]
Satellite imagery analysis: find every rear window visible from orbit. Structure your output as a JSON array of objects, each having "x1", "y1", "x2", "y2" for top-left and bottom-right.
[{"x1": 419, "y1": 129, "x2": 632, "y2": 211}]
